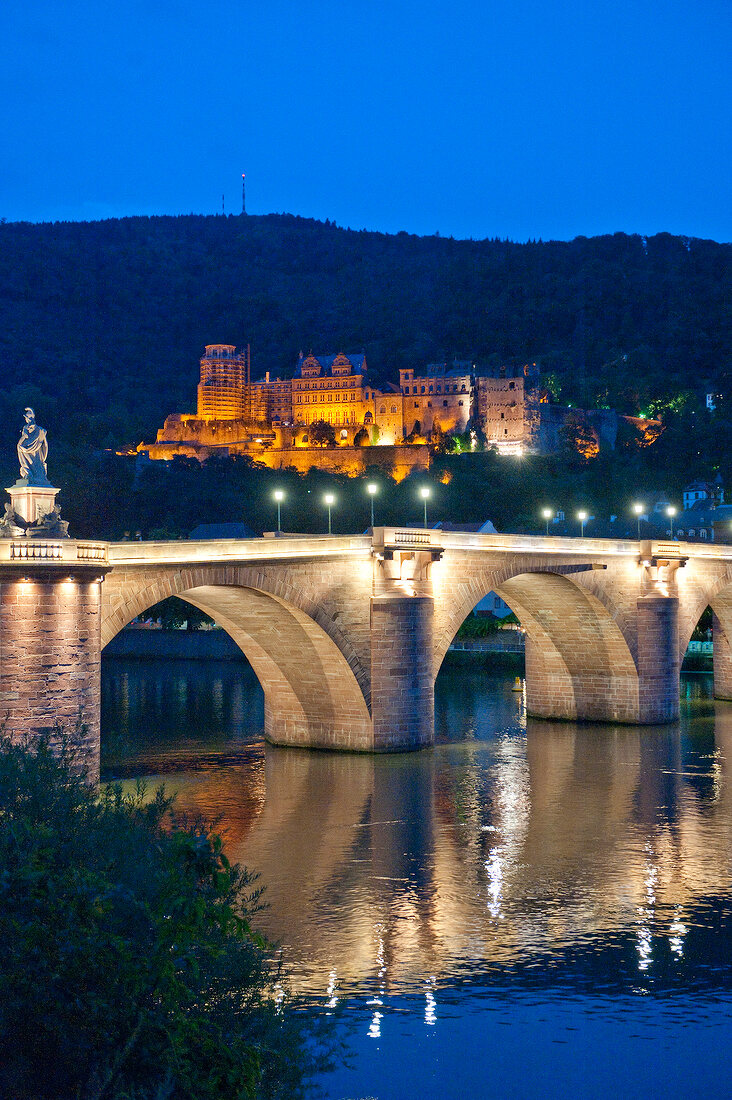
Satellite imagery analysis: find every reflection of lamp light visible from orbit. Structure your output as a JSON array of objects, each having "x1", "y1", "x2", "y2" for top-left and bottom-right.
[
  {"x1": 324, "y1": 493, "x2": 335, "y2": 534},
  {"x1": 273, "y1": 489, "x2": 284, "y2": 533},
  {"x1": 326, "y1": 968, "x2": 338, "y2": 1010},
  {"x1": 425, "y1": 978, "x2": 437, "y2": 1025}
]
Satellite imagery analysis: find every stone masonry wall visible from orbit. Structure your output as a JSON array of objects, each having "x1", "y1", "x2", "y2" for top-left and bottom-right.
[
  {"x1": 370, "y1": 595, "x2": 434, "y2": 750},
  {"x1": 0, "y1": 577, "x2": 102, "y2": 780}
]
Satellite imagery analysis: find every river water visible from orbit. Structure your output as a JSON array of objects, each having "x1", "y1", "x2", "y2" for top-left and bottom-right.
[{"x1": 102, "y1": 659, "x2": 732, "y2": 1099}]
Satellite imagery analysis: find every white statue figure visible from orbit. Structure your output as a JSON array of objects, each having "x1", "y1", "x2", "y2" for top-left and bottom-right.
[{"x1": 17, "y1": 408, "x2": 49, "y2": 484}]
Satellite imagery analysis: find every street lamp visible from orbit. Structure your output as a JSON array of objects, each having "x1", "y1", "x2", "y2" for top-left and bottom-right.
[
  {"x1": 419, "y1": 485, "x2": 431, "y2": 528},
  {"x1": 324, "y1": 493, "x2": 335, "y2": 534},
  {"x1": 666, "y1": 504, "x2": 677, "y2": 539},
  {"x1": 577, "y1": 510, "x2": 588, "y2": 537},
  {"x1": 273, "y1": 489, "x2": 284, "y2": 534},
  {"x1": 541, "y1": 507, "x2": 553, "y2": 535},
  {"x1": 632, "y1": 502, "x2": 644, "y2": 540},
  {"x1": 366, "y1": 482, "x2": 378, "y2": 527}
]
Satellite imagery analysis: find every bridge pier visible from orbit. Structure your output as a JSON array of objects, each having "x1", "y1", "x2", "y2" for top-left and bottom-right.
[
  {"x1": 371, "y1": 594, "x2": 434, "y2": 750},
  {"x1": 636, "y1": 593, "x2": 680, "y2": 723},
  {"x1": 0, "y1": 570, "x2": 103, "y2": 780}
]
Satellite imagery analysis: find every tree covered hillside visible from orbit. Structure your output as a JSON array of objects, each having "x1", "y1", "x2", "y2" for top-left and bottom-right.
[{"x1": 0, "y1": 213, "x2": 730, "y2": 476}]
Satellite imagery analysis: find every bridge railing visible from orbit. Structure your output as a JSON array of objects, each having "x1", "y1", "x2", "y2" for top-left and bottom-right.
[
  {"x1": 374, "y1": 527, "x2": 642, "y2": 558},
  {"x1": 0, "y1": 539, "x2": 109, "y2": 567},
  {"x1": 67, "y1": 529, "x2": 732, "y2": 569},
  {"x1": 108, "y1": 533, "x2": 373, "y2": 566}
]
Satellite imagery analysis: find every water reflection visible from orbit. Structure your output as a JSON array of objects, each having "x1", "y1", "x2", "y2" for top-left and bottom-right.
[{"x1": 102, "y1": 663, "x2": 732, "y2": 1002}]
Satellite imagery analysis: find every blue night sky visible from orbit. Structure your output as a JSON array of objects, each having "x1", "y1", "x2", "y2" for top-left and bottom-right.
[{"x1": 2, "y1": 0, "x2": 730, "y2": 241}]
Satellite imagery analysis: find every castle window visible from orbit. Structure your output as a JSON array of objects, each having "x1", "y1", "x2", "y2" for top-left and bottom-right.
[
  {"x1": 459, "y1": 400, "x2": 464, "y2": 406},
  {"x1": 414, "y1": 401, "x2": 419, "y2": 408},
  {"x1": 443, "y1": 400, "x2": 448, "y2": 407},
  {"x1": 700, "y1": 529, "x2": 708, "y2": 538},
  {"x1": 429, "y1": 386, "x2": 433, "y2": 394},
  {"x1": 501, "y1": 413, "x2": 504, "y2": 419},
  {"x1": 509, "y1": 381, "x2": 515, "y2": 390},
  {"x1": 380, "y1": 406, "x2": 386, "y2": 414},
  {"x1": 391, "y1": 405, "x2": 397, "y2": 414},
  {"x1": 421, "y1": 387, "x2": 425, "y2": 394}
]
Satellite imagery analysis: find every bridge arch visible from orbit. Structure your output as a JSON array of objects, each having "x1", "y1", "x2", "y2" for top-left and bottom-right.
[
  {"x1": 434, "y1": 566, "x2": 640, "y2": 723},
  {"x1": 101, "y1": 566, "x2": 373, "y2": 751},
  {"x1": 677, "y1": 564, "x2": 732, "y2": 703}
]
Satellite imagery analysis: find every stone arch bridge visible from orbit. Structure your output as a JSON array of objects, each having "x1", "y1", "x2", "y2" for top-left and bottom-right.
[{"x1": 3, "y1": 527, "x2": 732, "y2": 778}]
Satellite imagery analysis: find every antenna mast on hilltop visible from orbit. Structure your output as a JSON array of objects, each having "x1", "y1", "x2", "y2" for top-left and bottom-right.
[{"x1": 241, "y1": 172, "x2": 246, "y2": 215}]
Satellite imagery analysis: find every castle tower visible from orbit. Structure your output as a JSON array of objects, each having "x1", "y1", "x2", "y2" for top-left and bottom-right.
[{"x1": 196, "y1": 345, "x2": 248, "y2": 420}]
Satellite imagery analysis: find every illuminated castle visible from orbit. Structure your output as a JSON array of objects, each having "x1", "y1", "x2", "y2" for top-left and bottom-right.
[{"x1": 141, "y1": 344, "x2": 569, "y2": 474}]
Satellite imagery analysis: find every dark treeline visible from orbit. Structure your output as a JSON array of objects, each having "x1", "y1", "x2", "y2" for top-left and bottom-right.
[
  {"x1": 0, "y1": 213, "x2": 730, "y2": 534},
  {"x1": 1, "y1": 214, "x2": 731, "y2": 451}
]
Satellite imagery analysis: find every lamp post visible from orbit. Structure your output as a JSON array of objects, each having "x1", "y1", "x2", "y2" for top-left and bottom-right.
[
  {"x1": 419, "y1": 485, "x2": 431, "y2": 528},
  {"x1": 273, "y1": 489, "x2": 284, "y2": 534},
  {"x1": 577, "y1": 510, "x2": 588, "y2": 538},
  {"x1": 666, "y1": 504, "x2": 677, "y2": 539},
  {"x1": 366, "y1": 481, "x2": 378, "y2": 527},
  {"x1": 632, "y1": 502, "x2": 644, "y2": 540},
  {"x1": 541, "y1": 507, "x2": 553, "y2": 535},
  {"x1": 324, "y1": 493, "x2": 335, "y2": 534}
]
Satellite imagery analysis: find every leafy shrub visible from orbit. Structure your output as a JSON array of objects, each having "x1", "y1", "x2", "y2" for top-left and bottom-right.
[{"x1": 0, "y1": 731, "x2": 318, "y2": 1100}]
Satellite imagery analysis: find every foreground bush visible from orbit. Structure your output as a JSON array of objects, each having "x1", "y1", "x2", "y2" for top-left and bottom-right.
[{"x1": 0, "y1": 733, "x2": 316, "y2": 1099}]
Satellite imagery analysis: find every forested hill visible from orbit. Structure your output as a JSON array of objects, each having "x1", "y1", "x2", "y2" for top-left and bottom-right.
[{"x1": 0, "y1": 213, "x2": 730, "y2": 457}]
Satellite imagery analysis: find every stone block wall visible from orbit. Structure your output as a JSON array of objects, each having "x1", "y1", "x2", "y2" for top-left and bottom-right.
[
  {"x1": 0, "y1": 577, "x2": 102, "y2": 780},
  {"x1": 370, "y1": 595, "x2": 434, "y2": 750},
  {"x1": 636, "y1": 595, "x2": 680, "y2": 723}
]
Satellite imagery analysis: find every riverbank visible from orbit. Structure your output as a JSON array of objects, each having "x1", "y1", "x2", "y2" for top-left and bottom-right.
[
  {"x1": 104, "y1": 625, "x2": 711, "y2": 675},
  {"x1": 105, "y1": 627, "x2": 528, "y2": 671},
  {"x1": 104, "y1": 628, "x2": 244, "y2": 660}
]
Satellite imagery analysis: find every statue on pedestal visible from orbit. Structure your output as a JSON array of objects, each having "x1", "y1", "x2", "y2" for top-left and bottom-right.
[
  {"x1": 17, "y1": 408, "x2": 50, "y2": 485},
  {"x1": 2, "y1": 408, "x2": 69, "y2": 537}
]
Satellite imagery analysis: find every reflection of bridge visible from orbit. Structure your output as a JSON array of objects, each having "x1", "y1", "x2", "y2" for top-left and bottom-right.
[
  {"x1": 5, "y1": 527, "x2": 732, "y2": 776},
  {"x1": 168, "y1": 711, "x2": 732, "y2": 996}
]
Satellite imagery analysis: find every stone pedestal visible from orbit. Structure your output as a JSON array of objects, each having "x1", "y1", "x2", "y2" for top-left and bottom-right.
[
  {"x1": 636, "y1": 594, "x2": 680, "y2": 723},
  {"x1": 6, "y1": 480, "x2": 60, "y2": 525},
  {"x1": 370, "y1": 594, "x2": 434, "y2": 751}
]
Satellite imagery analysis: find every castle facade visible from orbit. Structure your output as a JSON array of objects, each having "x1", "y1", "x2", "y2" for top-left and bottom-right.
[{"x1": 145, "y1": 344, "x2": 543, "y2": 466}]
